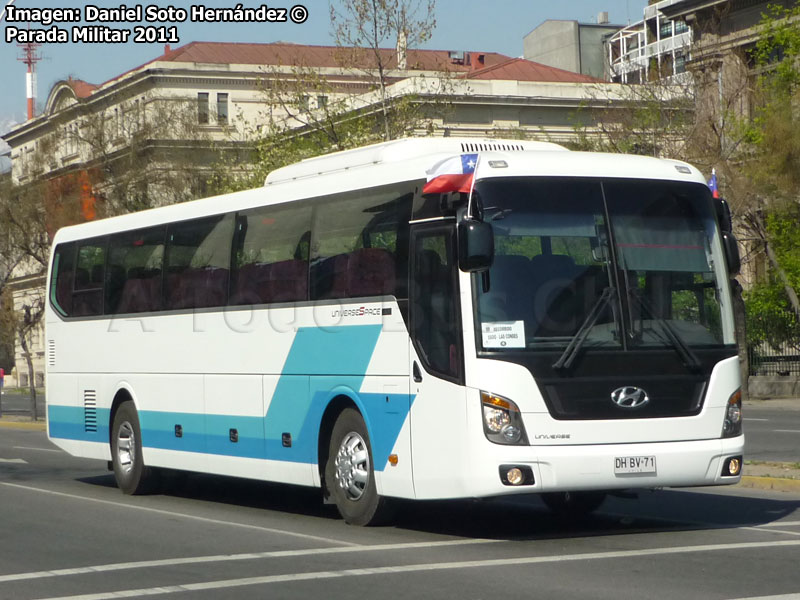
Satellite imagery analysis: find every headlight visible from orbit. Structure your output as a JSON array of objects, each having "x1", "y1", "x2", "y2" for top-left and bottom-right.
[
  {"x1": 722, "y1": 388, "x2": 742, "y2": 438},
  {"x1": 481, "y1": 391, "x2": 528, "y2": 445}
]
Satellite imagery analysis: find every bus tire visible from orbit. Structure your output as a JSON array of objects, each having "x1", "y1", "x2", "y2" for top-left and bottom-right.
[
  {"x1": 325, "y1": 408, "x2": 391, "y2": 526},
  {"x1": 541, "y1": 491, "x2": 606, "y2": 517},
  {"x1": 111, "y1": 401, "x2": 159, "y2": 495}
]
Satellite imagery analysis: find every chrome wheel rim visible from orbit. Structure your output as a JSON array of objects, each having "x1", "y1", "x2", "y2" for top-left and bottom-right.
[
  {"x1": 334, "y1": 432, "x2": 370, "y2": 501},
  {"x1": 116, "y1": 421, "x2": 136, "y2": 474}
]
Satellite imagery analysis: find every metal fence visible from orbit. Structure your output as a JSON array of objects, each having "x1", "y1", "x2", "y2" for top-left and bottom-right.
[{"x1": 747, "y1": 307, "x2": 800, "y2": 376}]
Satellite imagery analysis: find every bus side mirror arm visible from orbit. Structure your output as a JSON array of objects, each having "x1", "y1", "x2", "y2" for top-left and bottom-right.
[{"x1": 457, "y1": 219, "x2": 494, "y2": 273}]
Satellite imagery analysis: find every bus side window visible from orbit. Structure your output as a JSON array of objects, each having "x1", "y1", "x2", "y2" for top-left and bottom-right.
[
  {"x1": 310, "y1": 189, "x2": 410, "y2": 301},
  {"x1": 51, "y1": 242, "x2": 76, "y2": 317},
  {"x1": 106, "y1": 226, "x2": 165, "y2": 314},
  {"x1": 72, "y1": 241, "x2": 106, "y2": 317},
  {"x1": 230, "y1": 205, "x2": 312, "y2": 305},
  {"x1": 411, "y1": 228, "x2": 462, "y2": 381},
  {"x1": 165, "y1": 214, "x2": 234, "y2": 310}
]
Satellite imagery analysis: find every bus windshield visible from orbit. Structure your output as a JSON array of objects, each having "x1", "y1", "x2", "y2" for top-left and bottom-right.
[{"x1": 474, "y1": 177, "x2": 734, "y2": 353}]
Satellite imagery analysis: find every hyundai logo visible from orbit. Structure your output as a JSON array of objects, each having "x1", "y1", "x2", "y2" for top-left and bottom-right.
[{"x1": 610, "y1": 386, "x2": 650, "y2": 409}]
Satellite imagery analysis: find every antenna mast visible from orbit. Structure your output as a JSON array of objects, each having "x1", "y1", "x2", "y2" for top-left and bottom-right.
[{"x1": 18, "y1": 40, "x2": 42, "y2": 120}]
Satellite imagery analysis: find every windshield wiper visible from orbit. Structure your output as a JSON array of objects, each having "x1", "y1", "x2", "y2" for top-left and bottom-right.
[
  {"x1": 627, "y1": 290, "x2": 702, "y2": 372},
  {"x1": 553, "y1": 286, "x2": 615, "y2": 371}
]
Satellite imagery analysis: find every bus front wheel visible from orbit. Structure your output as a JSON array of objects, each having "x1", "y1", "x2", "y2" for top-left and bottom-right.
[
  {"x1": 111, "y1": 401, "x2": 159, "y2": 495},
  {"x1": 325, "y1": 408, "x2": 391, "y2": 526}
]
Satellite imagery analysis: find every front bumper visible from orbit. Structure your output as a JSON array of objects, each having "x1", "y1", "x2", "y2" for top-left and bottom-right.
[{"x1": 457, "y1": 435, "x2": 745, "y2": 499}]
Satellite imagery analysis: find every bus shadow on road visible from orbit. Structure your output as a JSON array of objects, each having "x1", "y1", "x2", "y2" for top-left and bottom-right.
[
  {"x1": 77, "y1": 471, "x2": 800, "y2": 540},
  {"x1": 390, "y1": 489, "x2": 800, "y2": 540},
  {"x1": 79, "y1": 471, "x2": 339, "y2": 520}
]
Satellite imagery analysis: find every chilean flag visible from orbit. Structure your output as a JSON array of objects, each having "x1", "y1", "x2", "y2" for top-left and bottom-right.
[
  {"x1": 708, "y1": 169, "x2": 720, "y2": 198},
  {"x1": 423, "y1": 153, "x2": 479, "y2": 194}
]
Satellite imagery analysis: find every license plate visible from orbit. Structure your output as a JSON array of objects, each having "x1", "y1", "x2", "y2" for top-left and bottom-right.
[{"x1": 614, "y1": 455, "x2": 657, "y2": 475}]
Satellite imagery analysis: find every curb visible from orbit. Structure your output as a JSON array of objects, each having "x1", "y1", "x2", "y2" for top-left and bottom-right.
[
  {"x1": 0, "y1": 420, "x2": 47, "y2": 431},
  {"x1": 739, "y1": 475, "x2": 800, "y2": 493}
]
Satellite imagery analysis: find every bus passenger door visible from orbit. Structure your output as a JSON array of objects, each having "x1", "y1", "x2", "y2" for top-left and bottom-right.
[{"x1": 409, "y1": 224, "x2": 469, "y2": 499}]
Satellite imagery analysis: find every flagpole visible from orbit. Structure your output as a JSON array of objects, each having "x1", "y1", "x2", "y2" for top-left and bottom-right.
[{"x1": 466, "y1": 153, "x2": 481, "y2": 220}]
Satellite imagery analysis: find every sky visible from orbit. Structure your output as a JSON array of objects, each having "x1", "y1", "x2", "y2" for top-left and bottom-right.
[{"x1": 0, "y1": 0, "x2": 647, "y2": 149}]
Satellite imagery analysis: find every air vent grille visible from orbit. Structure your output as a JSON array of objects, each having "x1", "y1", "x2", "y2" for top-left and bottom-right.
[
  {"x1": 460, "y1": 142, "x2": 525, "y2": 153},
  {"x1": 48, "y1": 340, "x2": 56, "y2": 367},
  {"x1": 84, "y1": 390, "x2": 97, "y2": 433}
]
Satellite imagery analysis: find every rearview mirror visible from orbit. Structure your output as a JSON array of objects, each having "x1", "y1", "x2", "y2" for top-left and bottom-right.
[
  {"x1": 457, "y1": 219, "x2": 494, "y2": 272},
  {"x1": 722, "y1": 231, "x2": 740, "y2": 276},
  {"x1": 715, "y1": 198, "x2": 733, "y2": 233}
]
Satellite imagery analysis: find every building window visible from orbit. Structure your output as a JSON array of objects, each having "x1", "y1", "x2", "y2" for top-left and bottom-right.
[
  {"x1": 198, "y1": 92, "x2": 209, "y2": 124},
  {"x1": 317, "y1": 95, "x2": 328, "y2": 109},
  {"x1": 216, "y1": 93, "x2": 228, "y2": 125},
  {"x1": 675, "y1": 52, "x2": 687, "y2": 74}
]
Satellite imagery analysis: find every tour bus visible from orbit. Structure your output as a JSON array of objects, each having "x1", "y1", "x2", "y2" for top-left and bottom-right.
[{"x1": 45, "y1": 138, "x2": 744, "y2": 525}]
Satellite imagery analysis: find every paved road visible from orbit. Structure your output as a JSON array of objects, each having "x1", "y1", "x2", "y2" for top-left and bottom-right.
[
  {"x1": 2, "y1": 427, "x2": 800, "y2": 600},
  {"x1": 744, "y1": 400, "x2": 800, "y2": 463}
]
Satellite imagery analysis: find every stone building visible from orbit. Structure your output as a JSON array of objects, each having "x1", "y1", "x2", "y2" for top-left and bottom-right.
[{"x1": 2, "y1": 40, "x2": 634, "y2": 389}]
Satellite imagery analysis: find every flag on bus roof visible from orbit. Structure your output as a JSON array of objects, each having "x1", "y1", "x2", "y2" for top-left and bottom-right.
[
  {"x1": 423, "y1": 153, "x2": 479, "y2": 194},
  {"x1": 708, "y1": 168, "x2": 720, "y2": 199}
]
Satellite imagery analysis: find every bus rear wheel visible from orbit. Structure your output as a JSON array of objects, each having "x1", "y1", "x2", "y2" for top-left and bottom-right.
[
  {"x1": 111, "y1": 401, "x2": 159, "y2": 495},
  {"x1": 325, "y1": 408, "x2": 391, "y2": 526},
  {"x1": 541, "y1": 491, "x2": 606, "y2": 517}
]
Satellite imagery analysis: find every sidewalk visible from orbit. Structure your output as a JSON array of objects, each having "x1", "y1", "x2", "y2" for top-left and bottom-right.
[
  {"x1": 0, "y1": 415, "x2": 46, "y2": 431},
  {"x1": 741, "y1": 461, "x2": 800, "y2": 493}
]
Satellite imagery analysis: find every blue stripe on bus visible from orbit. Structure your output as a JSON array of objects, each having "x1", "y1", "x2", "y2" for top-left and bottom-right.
[
  {"x1": 48, "y1": 405, "x2": 111, "y2": 443},
  {"x1": 48, "y1": 325, "x2": 414, "y2": 471}
]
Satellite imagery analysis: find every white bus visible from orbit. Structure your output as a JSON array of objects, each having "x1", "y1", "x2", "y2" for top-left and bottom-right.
[{"x1": 46, "y1": 138, "x2": 744, "y2": 525}]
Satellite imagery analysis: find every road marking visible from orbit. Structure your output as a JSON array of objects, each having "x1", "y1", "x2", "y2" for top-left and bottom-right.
[
  {"x1": 773, "y1": 430, "x2": 800, "y2": 433},
  {"x1": 757, "y1": 521, "x2": 800, "y2": 528},
  {"x1": 0, "y1": 482, "x2": 357, "y2": 547},
  {"x1": 746, "y1": 418, "x2": 769, "y2": 422},
  {"x1": 0, "y1": 458, "x2": 27, "y2": 463},
  {"x1": 13, "y1": 446, "x2": 62, "y2": 453},
  {"x1": 727, "y1": 595, "x2": 800, "y2": 600},
  {"x1": 742, "y1": 526, "x2": 800, "y2": 537},
  {"x1": 0, "y1": 539, "x2": 500, "y2": 583},
  {"x1": 35, "y1": 539, "x2": 800, "y2": 600}
]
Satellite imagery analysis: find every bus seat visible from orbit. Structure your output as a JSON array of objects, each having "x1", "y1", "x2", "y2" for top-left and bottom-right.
[
  {"x1": 347, "y1": 248, "x2": 395, "y2": 297},
  {"x1": 74, "y1": 268, "x2": 90, "y2": 289},
  {"x1": 529, "y1": 254, "x2": 584, "y2": 337},
  {"x1": 232, "y1": 262, "x2": 272, "y2": 305},
  {"x1": 269, "y1": 259, "x2": 307, "y2": 302},
  {"x1": 314, "y1": 254, "x2": 349, "y2": 299},
  {"x1": 91, "y1": 264, "x2": 105, "y2": 286},
  {"x1": 55, "y1": 270, "x2": 74, "y2": 314},
  {"x1": 482, "y1": 255, "x2": 532, "y2": 322},
  {"x1": 117, "y1": 268, "x2": 161, "y2": 313}
]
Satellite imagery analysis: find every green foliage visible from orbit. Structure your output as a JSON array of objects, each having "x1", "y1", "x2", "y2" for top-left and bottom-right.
[
  {"x1": 745, "y1": 278, "x2": 800, "y2": 349},
  {"x1": 765, "y1": 204, "x2": 800, "y2": 291},
  {"x1": 753, "y1": 3, "x2": 800, "y2": 94},
  {"x1": 745, "y1": 3, "x2": 800, "y2": 195}
]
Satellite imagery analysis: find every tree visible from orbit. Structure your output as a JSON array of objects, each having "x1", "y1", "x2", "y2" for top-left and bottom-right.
[
  {"x1": 330, "y1": 0, "x2": 437, "y2": 141},
  {"x1": 0, "y1": 92, "x2": 220, "y2": 412},
  {"x1": 737, "y1": 3, "x2": 800, "y2": 318},
  {"x1": 212, "y1": 0, "x2": 450, "y2": 193}
]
